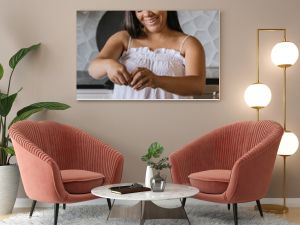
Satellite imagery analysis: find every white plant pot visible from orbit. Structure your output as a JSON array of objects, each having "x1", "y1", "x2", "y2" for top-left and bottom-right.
[
  {"x1": 145, "y1": 165, "x2": 153, "y2": 188},
  {"x1": 0, "y1": 165, "x2": 20, "y2": 215}
]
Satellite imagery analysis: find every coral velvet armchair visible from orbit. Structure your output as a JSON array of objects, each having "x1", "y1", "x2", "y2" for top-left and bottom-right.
[
  {"x1": 9, "y1": 120, "x2": 124, "y2": 225},
  {"x1": 169, "y1": 120, "x2": 283, "y2": 225}
]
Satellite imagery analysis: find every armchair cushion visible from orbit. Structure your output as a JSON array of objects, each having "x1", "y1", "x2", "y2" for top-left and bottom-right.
[
  {"x1": 189, "y1": 170, "x2": 231, "y2": 194},
  {"x1": 61, "y1": 170, "x2": 105, "y2": 194}
]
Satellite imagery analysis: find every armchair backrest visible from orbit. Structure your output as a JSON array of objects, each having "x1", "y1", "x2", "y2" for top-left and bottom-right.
[
  {"x1": 9, "y1": 121, "x2": 83, "y2": 170},
  {"x1": 205, "y1": 120, "x2": 283, "y2": 170}
]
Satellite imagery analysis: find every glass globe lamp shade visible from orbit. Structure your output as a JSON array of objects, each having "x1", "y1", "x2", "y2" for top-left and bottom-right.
[
  {"x1": 271, "y1": 42, "x2": 299, "y2": 67},
  {"x1": 244, "y1": 83, "x2": 272, "y2": 108},
  {"x1": 277, "y1": 131, "x2": 299, "y2": 156}
]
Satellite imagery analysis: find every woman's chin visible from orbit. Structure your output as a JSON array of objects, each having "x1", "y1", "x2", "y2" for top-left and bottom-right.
[{"x1": 145, "y1": 26, "x2": 164, "y2": 33}]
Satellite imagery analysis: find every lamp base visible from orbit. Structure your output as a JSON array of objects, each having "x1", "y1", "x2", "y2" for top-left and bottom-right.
[{"x1": 255, "y1": 204, "x2": 288, "y2": 214}]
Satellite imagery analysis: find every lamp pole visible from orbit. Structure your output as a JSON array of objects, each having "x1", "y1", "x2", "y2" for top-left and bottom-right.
[
  {"x1": 254, "y1": 28, "x2": 289, "y2": 214},
  {"x1": 282, "y1": 155, "x2": 287, "y2": 208}
]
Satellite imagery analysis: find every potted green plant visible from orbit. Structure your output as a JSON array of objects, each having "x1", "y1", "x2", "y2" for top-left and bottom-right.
[
  {"x1": 141, "y1": 142, "x2": 171, "y2": 191},
  {"x1": 0, "y1": 43, "x2": 70, "y2": 215}
]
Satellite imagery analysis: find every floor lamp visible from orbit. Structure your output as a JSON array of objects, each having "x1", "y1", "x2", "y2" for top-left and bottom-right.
[{"x1": 244, "y1": 28, "x2": 299, "y2": 214}]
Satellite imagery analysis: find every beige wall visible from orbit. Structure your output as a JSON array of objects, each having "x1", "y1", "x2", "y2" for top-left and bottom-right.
[{"x1": 1, "y1": 0, "x2": 300, "y2": 198}]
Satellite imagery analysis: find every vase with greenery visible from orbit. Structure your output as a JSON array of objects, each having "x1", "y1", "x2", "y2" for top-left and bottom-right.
[
  {"x1": 0, "y1": 43, "x2": 70, "y2": 214},
  {"x1": 141, "y1": 142, "x2": 171, "y2": 191}
]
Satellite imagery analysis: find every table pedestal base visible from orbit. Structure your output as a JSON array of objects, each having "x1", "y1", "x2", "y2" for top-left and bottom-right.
[{"x1": 107, "y1": 200, "x2": 191, "y2": 225}]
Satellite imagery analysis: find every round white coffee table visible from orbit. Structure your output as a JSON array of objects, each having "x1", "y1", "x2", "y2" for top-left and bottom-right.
[{"x1": 92, "y1": 183, "x2": 199, "y2": 225}]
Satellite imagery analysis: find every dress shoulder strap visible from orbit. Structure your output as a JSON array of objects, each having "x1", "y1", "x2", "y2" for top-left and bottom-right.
[
  {"x1": 127, "y1": 36, "x2": 132, "y2": 51},
  {"x1": 179, "y1": 35, "x2": 190, "y2": 54}
]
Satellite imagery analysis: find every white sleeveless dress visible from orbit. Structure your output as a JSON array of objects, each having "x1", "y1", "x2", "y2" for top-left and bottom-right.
[{"x1": 112, "y1": 36, "x2": 192, "y2": 100}]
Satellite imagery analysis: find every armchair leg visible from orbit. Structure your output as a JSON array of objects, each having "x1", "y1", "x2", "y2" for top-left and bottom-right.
[
  {"x1": 63, "y1": 204, "x2": 66, "y2": 210},
  {"x1": 233, "y1": 203, "x2": 238, "y2": 225},
  {"x1": 227, "y1": 204, "x2": 230, "y2": 210},
  {"x1": 29, "y1": 200, "x2": 37, "y2": 217},
  {"x1": 256, "y1": 200, "x2": 263, "y2": 217},
  {"x1": 181, "y1": 198, "x2": 187, "y2": 207},
  {"x1": 107, "y1": 198, "x2": 112, "y2": 210},
  {"x1": 54, "y1": 204, "x2": 59, "y2": 225}
]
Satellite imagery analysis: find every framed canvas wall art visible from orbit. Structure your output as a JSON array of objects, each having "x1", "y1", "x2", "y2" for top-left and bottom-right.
[{"x1": 77, "y1": 10, "x2": 220, "y2": 100}]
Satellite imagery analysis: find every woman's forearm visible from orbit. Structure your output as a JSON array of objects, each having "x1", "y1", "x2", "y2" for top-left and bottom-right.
[
  {"x1": 88, "y1": 31, "x2": 126, "y2": 80},
  {"x1": 88, "y1": 58, "x2": 111, "y2": 80},
  {"x1": 154, "y1": 75, "x2": 205, "y2": 96}
]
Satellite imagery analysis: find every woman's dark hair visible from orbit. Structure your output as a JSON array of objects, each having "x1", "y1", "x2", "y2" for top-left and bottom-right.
[{"x1": 123, "y1": 11, "x2": 183, "y2": 38}]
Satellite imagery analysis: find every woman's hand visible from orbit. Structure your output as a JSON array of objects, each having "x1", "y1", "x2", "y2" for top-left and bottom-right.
[
  {"x1": 105, "y1": 59, "x2": 132, "y2": 85},
  {"x1": 130, "y1": 67, "x2": 158, "y2": 90}
]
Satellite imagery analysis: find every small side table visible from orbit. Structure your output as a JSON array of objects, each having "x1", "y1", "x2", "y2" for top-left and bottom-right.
[{"x1": 92, "y1": 183, "x2": 199, "y2": 225}]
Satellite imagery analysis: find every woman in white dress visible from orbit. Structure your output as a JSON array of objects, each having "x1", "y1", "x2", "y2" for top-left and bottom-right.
[{"x1": 88, "y1": 11, "x2": 205, "y2": 99}]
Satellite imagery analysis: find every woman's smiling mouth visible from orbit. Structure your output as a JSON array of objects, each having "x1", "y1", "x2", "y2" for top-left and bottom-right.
[{"x1": 144, "y1": 16, "x2": 159, "y2": 26}]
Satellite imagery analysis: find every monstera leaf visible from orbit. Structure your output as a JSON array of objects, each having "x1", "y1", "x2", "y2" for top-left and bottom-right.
[
  {"x1": 9, "y1": 43, "x2": 41, "y2": 69},
  {"x1": 0, "y1": 93, "x2": 18, "y2": 117},
  {"x1": 9, "y1": 102, "x2": 70, "y2": 128}
]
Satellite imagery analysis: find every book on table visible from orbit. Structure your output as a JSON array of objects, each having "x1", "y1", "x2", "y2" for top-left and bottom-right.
[{"x1": 110, "y1": 184, "x2": 151, "y2": 194}]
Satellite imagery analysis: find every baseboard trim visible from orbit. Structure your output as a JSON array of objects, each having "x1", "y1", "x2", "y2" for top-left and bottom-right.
[{"x1": 14, "y1": 197, "x2": 300, "y2": 208}]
